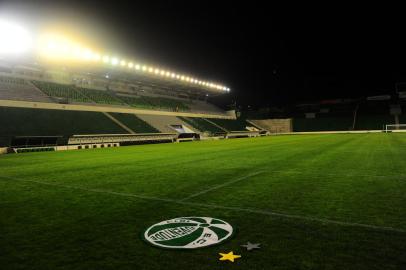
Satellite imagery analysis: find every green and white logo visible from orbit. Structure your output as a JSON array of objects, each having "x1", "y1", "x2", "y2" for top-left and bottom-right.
[{"x1": 143, "y1": 217, "x2": 234, "y2": 249}]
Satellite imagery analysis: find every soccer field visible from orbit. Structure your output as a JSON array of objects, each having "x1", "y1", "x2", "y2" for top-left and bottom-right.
[{"x1": 1, "y1": 133, "x2": 406, "y2": 269}]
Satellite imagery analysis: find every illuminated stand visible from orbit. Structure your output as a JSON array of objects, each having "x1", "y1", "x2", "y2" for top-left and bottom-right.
[{"x1": 0, "y1": 19, "x2": 230, "y2": 93}]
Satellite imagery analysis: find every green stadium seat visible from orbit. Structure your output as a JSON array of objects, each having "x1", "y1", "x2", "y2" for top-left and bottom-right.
[
  {"x1": 76, "y1": 88, "x2": 126, "y2": 105},
  {"x1": 119, "y1": 95, "x2": 190, "y2": 111},
  {"x1": 32, "y1": 81, "x2": 91, "y2": 103},
  {"x1": 178, "y1": 117, "x2": 224, "y2": 134},
  {"x1": 109, "y1": 113, "x2": 159, "y2": 133},
  {"x1": 0, "y1": 107, "x2": 129, "y2": 146},
  {"x1": 208, "y1": 118, "x2": 249, "y2": 131},
  {"x1": 293, "y1": 117, "x2": 353, "y2": 132}
]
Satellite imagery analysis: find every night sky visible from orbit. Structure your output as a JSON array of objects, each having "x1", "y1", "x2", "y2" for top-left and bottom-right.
[{"x1": 1, "y1": 1, "x2": 406, "y2": 108}]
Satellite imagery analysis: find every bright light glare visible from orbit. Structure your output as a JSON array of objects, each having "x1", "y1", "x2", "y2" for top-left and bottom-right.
[
  {"x1": 111, "y1": 57, "x2": 119, "y2": 65},
  {"x1": 35, "y1": 32, "x2": 230, "y2": 91},
  {"x1": 102, "y1": 55, "x2": 110, "y2": 63},
  {"x1": 0, "y1": 20, "x2": 32, "y2": 55}
]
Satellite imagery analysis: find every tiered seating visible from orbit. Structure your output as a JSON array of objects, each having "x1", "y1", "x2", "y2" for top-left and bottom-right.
[
  {"x1": 178, "y1": 117, "x2": 224, "y2": 134},
  {"x1": 0, "y1": 76, "x2": 51, "y2": 102},
  {"x1": 288, "y1": 102, "x2": 358, "y2": 131},
  {"x1": 110, "y1": 113, "x2": 159, "y2": 133},
  {"x1": 355, "y1": 101, "x2": 395, "y2": 130},
  {"x1": 208, "y1": 118, "x2": 249, "y2": 131},
  {"x1": 0, "y1": 76, "x2": 26, "y2": 85},
  {"x1": 119, "y1": 95, "x2": 190, "y2": 111},
  {"x1": 356, "y1": 114, "x2": 395, "y2": 130},
  {"x1": 0, "y1": 107, "x2": 128, "y2": 144},
  {"x1": 135, "y1": 114, "x2": 194, "y2": 133},
  {"x1": 188, "y1": 100, "x2": 225, "y2": 114},
  {"x1": 76, "y1": 88, "x2": 125, "y2": 105},
  {"x1": 119, "y1": 95, "x2": 153, "y2": 109},
  {"x1": 32, "y1": 81, "x2": 91, "y2": 103},
  {"x1": 293, "y1": 117, "x2": 353, "y2": 132},
  {"x1": 151, "y1": 96, "x2": 190, "y2": 111}
]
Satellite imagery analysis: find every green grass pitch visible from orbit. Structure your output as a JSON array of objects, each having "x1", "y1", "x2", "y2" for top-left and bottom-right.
[{"x1": 1, "y1": 133, "x2": 406, "y2": 269}]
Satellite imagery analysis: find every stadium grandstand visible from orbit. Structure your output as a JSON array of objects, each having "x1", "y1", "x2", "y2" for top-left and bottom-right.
[
  {"x1": 0, "y1": 22, "x2": 265, "y2": 153},
  {"x1": 1, "y1": 21, "x2": 405, "y2": 154}
]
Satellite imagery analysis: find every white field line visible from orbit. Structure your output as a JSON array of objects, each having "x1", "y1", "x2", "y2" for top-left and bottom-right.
[
  {"x1": 0, "y1": 175, "x2": 405, "y2": 234},
  {"x1": 179, "y1": 171, "x2": 265, "y2": 202}
]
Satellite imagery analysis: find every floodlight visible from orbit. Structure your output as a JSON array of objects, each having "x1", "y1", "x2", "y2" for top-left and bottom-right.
[
  {"x1": 82, "y1": 49, "x2": 93, "y2": 60},
  {"x1": 92, "y1": 53, "x2": 101, "y2": 61},
  {"x1": 102, "y1": 55, "x2": 110, "y2": 63},
  {"x1": 34, "y1": 29, "x2": 230, "y2": 90},
  {"x1": 0, "y1": 20, "x2": 33, "y2": 55},
  {"x1": 111, "y1": 57, "x2": 119, "y2": 65}
]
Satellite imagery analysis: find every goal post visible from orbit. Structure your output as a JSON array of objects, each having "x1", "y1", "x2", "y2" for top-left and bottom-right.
[{"x1": 384, "y1": 124, "x2": 406, "y2": 133}]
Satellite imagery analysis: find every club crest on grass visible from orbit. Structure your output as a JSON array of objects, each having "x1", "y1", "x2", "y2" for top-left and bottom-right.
[{"x1": 143, "y1": 217, "x2": 234, "y2": 249}]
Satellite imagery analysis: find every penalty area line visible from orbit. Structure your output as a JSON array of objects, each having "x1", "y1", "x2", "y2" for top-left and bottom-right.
[{"x1": 0, "y1": 175, "x2": 405, "y2": 234}]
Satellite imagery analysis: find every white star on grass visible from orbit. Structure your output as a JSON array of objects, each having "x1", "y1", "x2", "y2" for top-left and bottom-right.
[{"x1": 241, "y1": 242, "x2": 261, "y2": 251}]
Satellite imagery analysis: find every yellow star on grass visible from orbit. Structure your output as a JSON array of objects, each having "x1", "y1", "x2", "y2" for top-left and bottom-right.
[{"x1": 219, "y1": 251, "x2": 241, "y2": 262}]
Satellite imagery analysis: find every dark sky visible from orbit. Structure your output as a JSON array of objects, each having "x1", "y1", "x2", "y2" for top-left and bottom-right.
[{"x1": 1, "y1": 1, "x2": 406, "y2": 108}]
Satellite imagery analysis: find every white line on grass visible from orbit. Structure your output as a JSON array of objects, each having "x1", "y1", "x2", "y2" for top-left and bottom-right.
[
  {"x1": 179, "y1": 170, "x2": 265, "y2": 202},
  {"x1": 1, "y1": 175, "x2": 405, "y2": 234}
]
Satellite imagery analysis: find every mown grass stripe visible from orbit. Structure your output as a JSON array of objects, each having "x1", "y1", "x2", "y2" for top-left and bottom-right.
[{"x1": 1, "y1": 175, "x2": 404, "y2": 234}]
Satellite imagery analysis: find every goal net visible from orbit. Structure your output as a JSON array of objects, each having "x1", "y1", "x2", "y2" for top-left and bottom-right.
[{"x1": 384, "y1": 124, "x2": 406, "y2": 132}]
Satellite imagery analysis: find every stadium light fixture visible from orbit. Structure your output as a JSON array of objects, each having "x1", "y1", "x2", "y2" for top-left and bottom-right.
[
  {"x1": 35, "y1": 33, "x2": 230, "y2": 91},
  {"x1": 0, "y1": 20, "x2": 33, "y2": 56},
  {"x1": 111, "y1": 57, "x2": 119, "y2": 65},
  {"x1": 83, "y1": 49, "x2": 93, "y2": 60}
]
